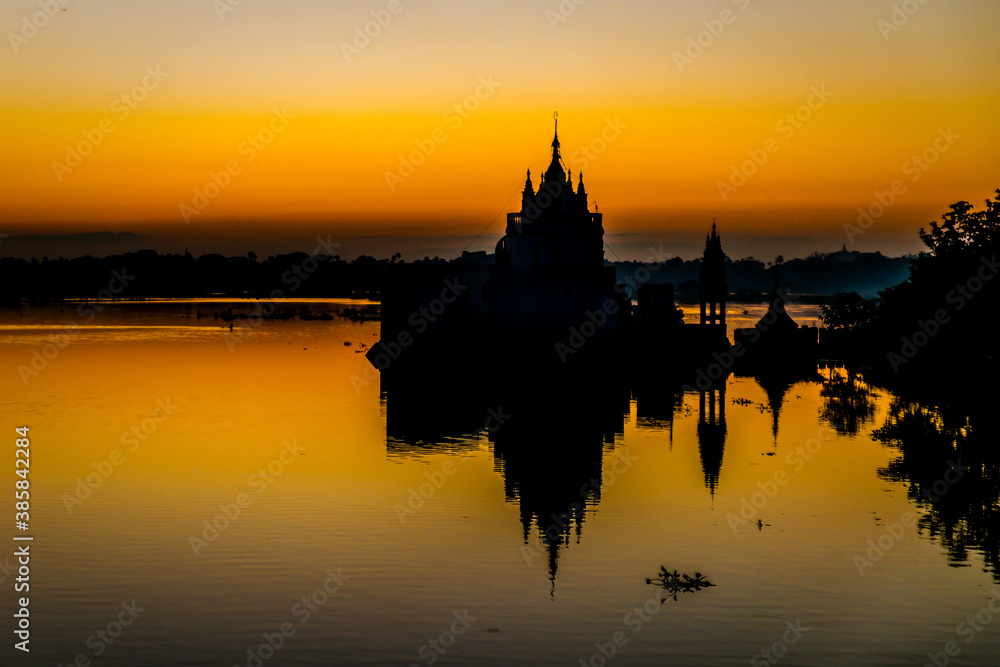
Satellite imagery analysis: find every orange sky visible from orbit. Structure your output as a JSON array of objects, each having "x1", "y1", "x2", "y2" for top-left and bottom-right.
[{"x1": 1, "y1": 0, "x2": 998, "y2": 259}]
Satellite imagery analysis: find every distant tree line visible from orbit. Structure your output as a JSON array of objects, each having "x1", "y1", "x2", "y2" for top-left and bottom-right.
[
  {"x1": 612, "y1": 249, "x2": 911, "y2": 302},
  {"x1": 821, "y1": 190, "x2": 999, "y2": 373},
  {"x1": 1, "y1": 245, "x2": 912, "y2": 305},
  {"x1": 0, "y1": 251, "x2": 407, "y2": 303}
]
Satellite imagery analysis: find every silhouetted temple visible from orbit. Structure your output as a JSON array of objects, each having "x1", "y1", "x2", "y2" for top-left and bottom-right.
[
  {"x1": 371, "y1": 118, "x2": 812, "y2": 376},
  {"x1": 734, "y1": 267, "x2": 819, "y2": 370},
  {"x1": 374, "y1": 119, "x2": 626, "y2": 373},
  {"x1": 364, "y1": 118, "x2": 830, "y2": 598}
]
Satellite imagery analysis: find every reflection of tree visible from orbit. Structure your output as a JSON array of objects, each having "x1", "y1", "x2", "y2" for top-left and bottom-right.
[
  {"x1": 819, "y1": 367, "x2": 878, "y2": 436},
  {"x1": 872, "y1": 397, "x2": 1000, "y2": 580}
]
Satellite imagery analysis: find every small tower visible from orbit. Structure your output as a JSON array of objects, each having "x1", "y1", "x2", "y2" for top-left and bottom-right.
[
  {"x1": 699, "y1": 222, "x2": 728, "y2": 327},
  {"x1": 522, "y1": 169, "x2": 534, "y2": 210}
]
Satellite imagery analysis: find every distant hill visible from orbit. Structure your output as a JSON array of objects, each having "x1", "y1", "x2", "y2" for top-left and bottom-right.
[{"x1": 611, "y1": 247, "x2": 912, "y2": 302}]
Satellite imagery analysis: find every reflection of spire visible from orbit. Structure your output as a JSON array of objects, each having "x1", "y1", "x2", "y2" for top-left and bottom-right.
[
  {"x1": 757, "y1": 375, "x2": 793, "y2": 445},
  {"x1": 382, "y1": 359, "x2": 631, "y2": 598},
  {"x1": 697, "y1": 387, "x2": 727, "y2": 497},
  {"x1": 493, "y1": 381, "x2": 613, "y2": 598}
]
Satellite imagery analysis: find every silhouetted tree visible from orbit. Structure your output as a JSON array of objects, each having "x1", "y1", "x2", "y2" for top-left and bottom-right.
[{"x1": 821, "y1": 292, "x2": 877, "y2": 332}]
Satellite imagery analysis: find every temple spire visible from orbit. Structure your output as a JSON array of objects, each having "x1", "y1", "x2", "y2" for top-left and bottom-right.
[
  {"x1": 552, "y1": 111, "x2": 560, "y2": 155},
  {"x1": 544, "y1": 111, "x2": 566, "y2": 183}
]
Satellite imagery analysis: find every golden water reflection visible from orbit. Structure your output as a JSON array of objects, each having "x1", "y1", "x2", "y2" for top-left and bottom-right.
[{"x1": 0, "y1": 301, "x2": 997, "y2": 666}]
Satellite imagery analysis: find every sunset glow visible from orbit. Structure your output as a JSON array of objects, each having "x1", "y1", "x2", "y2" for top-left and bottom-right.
[{"x1": 2, "y1": 0, "x2": 998, "y2": 258}]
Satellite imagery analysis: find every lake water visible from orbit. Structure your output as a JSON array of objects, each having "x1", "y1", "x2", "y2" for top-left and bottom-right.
[{"x1": 1, "y1": 300, "x2": 997, "y2": 666}]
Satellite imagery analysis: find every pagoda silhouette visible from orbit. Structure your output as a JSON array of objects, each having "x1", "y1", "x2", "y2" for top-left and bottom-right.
[{"x1": 370, "y1": 116, "x2": 751, "y2": 375}]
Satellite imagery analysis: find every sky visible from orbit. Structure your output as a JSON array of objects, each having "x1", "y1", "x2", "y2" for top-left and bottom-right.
[{"x1": 1, "y1": 0, "x2": 998, "y2": 261}]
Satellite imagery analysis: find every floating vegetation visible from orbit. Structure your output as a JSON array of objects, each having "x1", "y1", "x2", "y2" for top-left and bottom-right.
[{"x1": 645, "y1": 567, "x2": 715, "y2": 602}]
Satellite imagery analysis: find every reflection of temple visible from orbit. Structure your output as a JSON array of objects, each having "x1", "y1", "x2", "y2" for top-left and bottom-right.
[
  {"x1": 382, "y1": 362, "x2": 630, "y2": 595},
  {"x1": 492, "y1": 409, "x2": 609, "y2": 596},
  {"x1": 633, "y1": 378, "x2": 685, "y2": 443},
  {"x1": 634, "y1": 380, "x2": 728, "y2": 496},
  {"x1": 383, "y1": 372, "x2": 491, "y2": 453},
  {"x1": 697, "y1": 387, "x2": 727, "y2": 496},
  {"x1": 756, "y1": 374, "x2": 793, "y2": 444},
  {"x1": 381, "y1": 357, "x2": 745, "y2": 592},
  {"x1": 491, "y1": 375, "x2": 629, "y2": 595}
]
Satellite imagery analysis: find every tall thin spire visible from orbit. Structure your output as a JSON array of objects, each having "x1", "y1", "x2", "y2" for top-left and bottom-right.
[
  {"x1": 551, "y1": 111, "x2": 561, "y2": 163},
  {"x1": 544, "y1": 111, "x2": 566, "y2": 184}
]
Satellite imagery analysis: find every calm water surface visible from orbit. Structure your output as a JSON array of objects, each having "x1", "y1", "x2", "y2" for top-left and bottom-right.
[{"x1": 1, "y1": 300, "x2": 997, "y2": 666}]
